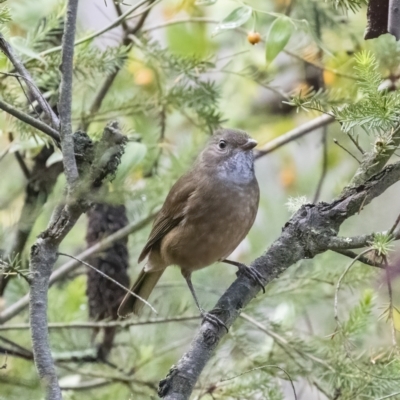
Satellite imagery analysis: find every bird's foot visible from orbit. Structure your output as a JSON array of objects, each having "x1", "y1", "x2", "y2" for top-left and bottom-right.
[
  {"x1": 200, "y1": 309, "x2": 228, "y2": 332},
  {"x1": 236, "y1": 263, "x2": 265, "y2": 293}
]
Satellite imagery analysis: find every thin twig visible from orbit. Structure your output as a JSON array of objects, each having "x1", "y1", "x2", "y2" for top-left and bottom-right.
[
  {"x1": 58, "y1": 0, "x2": 79, "y2": 192},
  {"x1": 347, "y1": 133, "x2": 365, "y2": 154},
  {"x1": 0, "y1": 353, "x2": 7, "y2": 369},
  {"x1": 0, "y1": 34, "x2": 59, "y2": 129},
  {"x1": 0, "y1": 315, "x2": 199, "y2": 331},
  {"x1": 80, "y1": 0, "x2": 154, "y2": 132},
  {"x1": 0, "y1": 211, "x2": 157, "y2": 324},
  {"x1": 384, "y1": 258, "x2": 397, "y2": 348},
  {"x1": 13, "y1": 150, "x2": 31, "y2": 180},
  {"x1": 332, "y1": 249, "x2": 383, "y2": 268},
  {"x1": 334, "y1": 249, "x2": 372, "y2": 328},
  {"x1": 0, "y1": 142, "x2": 11, "y2": 162},
  {"x1": 142, "y1": 17, "x2": 356, "y2": 82},
  {"x1": 388, "y1": 213, "x2": 400, "y2": 236},
  {"x1": 327, "y1": 230, "x2": 400, "y2": 250},
  {"x1": 240, "y1": 313, "x2": 333, "y2": 370},
  {"x1": 57, "y1": 252, "x2": 157, "y2": 314},
  {"x1": 0, "y1": 98, "x2": 60, "y2": 142},
  {"x1": 333, "y1": 139, "x2": 361, "y2": 163},
  {"x1": 39, "y1": 0, "x2": 153, "y2": 58},
  {"x1": 255, "y1": 114, "x2": 335, "y2": 159},
  {"x1": 80, "y1": 70, "x2": 120, "y2": 131},
  {"x1": 219, "y1": 364, "x2": 297, "y2": 400},
  {"x1": 114, "y1": 1, "x2": 129, "y2": 33},
  {"x1": 59, "y1": 378, "x2": 113, "y2": 391},
  {"x1": 313, "y1": 127, "x2": 328, "y2": 202},
  {"x1": 0, "y1": 335, "x2": 33, "y2": 359}
]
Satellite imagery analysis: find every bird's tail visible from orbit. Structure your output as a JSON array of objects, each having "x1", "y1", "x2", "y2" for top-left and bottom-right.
[{"x1": 117, "y1": 268, "x2": 164, "y2": 317}]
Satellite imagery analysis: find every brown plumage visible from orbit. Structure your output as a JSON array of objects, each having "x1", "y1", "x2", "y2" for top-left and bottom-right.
[{"x1": 118, "y1": 128, "x2": 260, "y2": 319}]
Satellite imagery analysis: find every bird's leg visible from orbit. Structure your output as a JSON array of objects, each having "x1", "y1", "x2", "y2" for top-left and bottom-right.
[
  {"x1": 223, "y1": 259, "x2": 265, "y2": 293},
  {"x1": 183, "y1": 274, "x2": 228, "y2": 332}
]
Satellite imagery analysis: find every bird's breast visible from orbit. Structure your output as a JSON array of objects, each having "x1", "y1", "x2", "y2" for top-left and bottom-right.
[{"x1": 161, "y1": 176, "x2": 259, "y2": 272}]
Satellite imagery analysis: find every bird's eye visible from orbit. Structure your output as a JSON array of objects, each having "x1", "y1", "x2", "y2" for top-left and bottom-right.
[{"x1": 218, "y1": 140, "x2": 227, "y2": 150}]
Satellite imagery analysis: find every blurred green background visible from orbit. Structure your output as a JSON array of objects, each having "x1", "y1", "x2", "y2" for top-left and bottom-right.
[{"x1": 1, "y1": 0, "x2": 400, "y2": 399}]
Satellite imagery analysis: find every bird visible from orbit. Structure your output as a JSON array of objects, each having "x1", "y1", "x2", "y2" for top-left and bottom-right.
[{"x1": 118, "y1": 128, "x2": 262, "y2": 329}]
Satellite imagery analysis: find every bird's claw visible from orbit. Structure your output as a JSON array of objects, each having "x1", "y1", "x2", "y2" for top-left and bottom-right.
[
  {"x1": 236, "y1": 264, "x2": 265, "y2": 293},
  {"x1": 200, "y1": 310, "x2": 229, "y2": 332}
]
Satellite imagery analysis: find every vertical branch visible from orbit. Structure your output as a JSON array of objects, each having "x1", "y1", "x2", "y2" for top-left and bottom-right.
[
  {"x1": 384, "y1": 258, "x2": 397, "y2": 348},
  {"x1": 58, "y1": 0, "x2": 79, "y2": 191},
  {"x1": 29, "y1": 1, "x2": 80, "y2": 399}
]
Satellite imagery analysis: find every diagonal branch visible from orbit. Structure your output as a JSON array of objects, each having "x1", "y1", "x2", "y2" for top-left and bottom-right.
[
  {"x1": 0, "y1": 98, "x2": 59, "y2": 141},
  {"x1": 0, "y1": 211, "x2": 157, "y2": 324},
  {"x1": 254, "y1": 114, "x2": 334, "y2": 159},
  {"x1": 39, "y1": 0, "x2": 153, "y2": 58},
  {"x1": 80, "y1": 0, "x2": 155, "y2": 132},
  {"x1": 158, "y1": 161, "x2": 400, "y2": 399},
  {"x1": 0, "y1": 34, "x2": 59, "y2": 129},
  {"x1": 57, "y1": 252, "x2": 157, "y2": 313}
]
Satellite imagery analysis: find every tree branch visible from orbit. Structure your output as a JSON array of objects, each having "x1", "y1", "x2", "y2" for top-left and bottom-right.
[
  {"x1": 28, "y1": 122, "x2": 127, "y2": 399},
  {"x1": 332, "y1": 249, "x2": 383, "y2": 268},
  {"x1": 327, "y1": 230, "x2": 400, "y2": 250},
  {"x1": 0, "y1": 146, "x2": 63, "y2": 295},
  {"x1": 344, "y1": 124, "x2": 400, "y2": 192},
  {"x1": 254, "y1": 114, "x2": 335, "y2": 159},
  {"x1": 57, "y1": 252, "x2": 157, "y2": 313},
  {"x1": 0, "y1": 211, "x2": 157, "y2": 324},
  {"x1": 0, "y1": 34, "x2": 59, "y2": 129},
  {"x1": 58, "y1": 0, "x2": 79, "y2": 192},
  {"x1": 0, "y1": 315, "x2": 199, "y2": 331},
  {"x1": 0, "y1": 98, "x2": 60, "y2": 142},
  {"x1": 39, "y1": 0, "x2": 153, "y2": 59},
  {"x1": 28, "y1": 3, "x2": 81, "y2": 398},
  {"x1": 388, "y1": 0, "x2": 400, "y2": 40},
  {"x1": 80, "y1": 0, "x2": 155, "y2": 132},
  {"x1": 158, "y1": 161, "x2": 400, "y2": 399}
]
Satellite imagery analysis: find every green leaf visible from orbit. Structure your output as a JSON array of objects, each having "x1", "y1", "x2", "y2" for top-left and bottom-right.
[
  {"x1": 212, "y1": 6, "x2": 252, "y2": 36},
  {"x1": 265, "y1": 16, "x2": 294, "y2": 64}
]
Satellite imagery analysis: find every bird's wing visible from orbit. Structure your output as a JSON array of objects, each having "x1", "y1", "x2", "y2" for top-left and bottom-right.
[{"x1": 138, "y1": 171, "x2": 196, "y2": 262}]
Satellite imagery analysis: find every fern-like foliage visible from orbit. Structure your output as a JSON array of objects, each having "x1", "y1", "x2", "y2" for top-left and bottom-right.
[
  {"x1": 286, "y1": 51, "x2": 400, "y2": 135},
  {"x1": 334, "y1": 51, "x2": 400, "y2": 133},
  {"x1": 341, "y1": 289, "x2": 373, "y2": 339},
  {"x1": 137, "y1": 40, "x2": 224, "y2": 130},
  {"x1": 0, "y1": 2, "x2": 11, "y2": 25},
  {"x1": 284, "y1": 86, "x2": 348, "y2": 115},
  {"x1": 328, "y1": 0, "x2": 368, "y2": 12}
]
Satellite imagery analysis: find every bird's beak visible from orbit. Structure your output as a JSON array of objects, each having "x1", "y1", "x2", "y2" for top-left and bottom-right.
[{"x1": 242, "y1": 138, "x2": 258, "y2": 150}]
